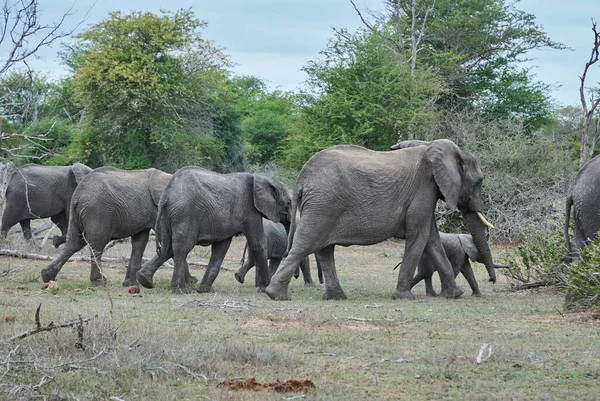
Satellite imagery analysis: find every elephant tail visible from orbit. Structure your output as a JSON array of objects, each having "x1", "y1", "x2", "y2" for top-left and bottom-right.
[
  {"x1": 155, "y1": 197, "x2": 172, "y2": 258},
  {"x1": 564, "y1": 195, "x2": 573, "y2": 261},
  {"x1": 284, "y1": 190, "x2": 300, "y2": 257}
]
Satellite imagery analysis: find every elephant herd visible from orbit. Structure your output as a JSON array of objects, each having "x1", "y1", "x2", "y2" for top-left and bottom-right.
[{"x1": 3, "y1": 137, "x2": 591, "y2": 301}]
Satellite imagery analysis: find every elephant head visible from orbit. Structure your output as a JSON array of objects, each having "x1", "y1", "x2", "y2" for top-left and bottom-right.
[
  {"x1": 71, "y1": 163, "x2": 92, "y2": 184},
  {"x1": 253, "y1": 175, "x2": 292, "y2": 227},
  {"x1": 391, "y1": 139, "x2": 497, "y2": 283}
]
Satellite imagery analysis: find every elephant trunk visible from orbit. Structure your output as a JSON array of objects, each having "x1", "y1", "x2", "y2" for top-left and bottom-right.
[{"x1": 465, "y1": 211, "x2": 496, "y2": 283}]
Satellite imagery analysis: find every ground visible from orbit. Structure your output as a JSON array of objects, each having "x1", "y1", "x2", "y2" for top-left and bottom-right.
[{"x1": 0, "y1": 226, "x2": 599, "y2": 400}]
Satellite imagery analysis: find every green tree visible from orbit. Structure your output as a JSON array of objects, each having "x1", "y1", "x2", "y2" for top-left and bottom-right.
[
  {"x1": 283, "y1": 26, "x2": 444, "y2": 169},
  {"x1": 67, "y1": 9, "x2": 241, "y2": 171}
]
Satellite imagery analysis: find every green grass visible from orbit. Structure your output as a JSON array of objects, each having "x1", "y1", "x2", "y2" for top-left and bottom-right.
[{"x1": 1, "y1": 235, "x2": 599, "y2": 400}]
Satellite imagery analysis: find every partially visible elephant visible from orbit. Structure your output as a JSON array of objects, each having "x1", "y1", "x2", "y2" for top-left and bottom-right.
[
  {"x1": 41, "y1": 167, "x2": 173, "y2": 285},
  {"x1": 411, "y1": 233, "x2": 509, "y2": 296},
  {"x1": 234, "y1": 218, "x2": 320, "y2": 287},
  {"x1": 565, "y1": 154, "x2": 600, "y2": 261},
  {"x1": 265, "y1": 139, "x2": 496, "y2": 301},
  {"x1": 136, "y1": 167, "x2": 292, "y2": 294},
  {"x1": 1, "y1": 163, "x2": 92, "y2": 247}
]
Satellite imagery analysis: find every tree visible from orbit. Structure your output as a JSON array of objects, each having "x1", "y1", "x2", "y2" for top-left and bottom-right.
[
  {"x1": 578, "y1": 20, "x2": 600, "y2": 167},
  {"x1": 67, "y1": 9, "x2": 241, "y2": 171},
  {"x1": 283, "y1": 26, "x2": 444, "y2": 169}
]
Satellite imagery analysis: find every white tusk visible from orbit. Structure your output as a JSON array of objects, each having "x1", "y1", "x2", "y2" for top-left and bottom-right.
[{"x1": 476, "y1": 212, "x2": 495, "y2": 229}]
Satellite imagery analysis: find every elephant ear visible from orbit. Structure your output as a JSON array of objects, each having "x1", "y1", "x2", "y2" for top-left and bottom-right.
[
  {"x1": 426, "y1": 139, "x2": 462, "y2": 211},
  {"x1": 71, "y1": 163, "x2": 92, "y2": 185},
  {"x1": 148, "y1": 169, "x2": 173, "y2": 206},
  {"x1": 458, "y1": 234, "x2": 478, "y2": 262},
  {"x1": 253, "y1": 175, "x2": 281, "y2": 223},
  {"x1": 390, "y1": 140, "x2": 430, "y2": 150}
]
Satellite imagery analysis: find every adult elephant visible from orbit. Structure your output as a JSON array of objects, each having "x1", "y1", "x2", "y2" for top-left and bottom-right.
[
  {"x1": 411, "y1": 233, "x2": 508, "y2": 297},
  {"x1": 41, "y1": 167, "x2": 173, "y2": 286},
  {"x1": 565, "y1": 154, "x2": 600, "y2": 261},
  {"x1": 234, "y1": 218, "x2": 320, "y2": 287},
  {"x1": 265, "y1": 139, "x2": 496, "y2": 301},
  {"x1": 136, "y1": 167, "x2": 292, "y2": 294},
  {"x1": 1, "y1": 163, "x2": 92, "y2": 247}
]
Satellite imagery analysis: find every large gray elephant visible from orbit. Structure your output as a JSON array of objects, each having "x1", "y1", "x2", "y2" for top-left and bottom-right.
[
  {"x1": 265, "y1": 139, "x2": 496, "y2": 301},
  {"x1": 40, "y1": 167, "x2": 173, "y2": 285},
  {"x1": 411, "y1": 233, "x2": 508, "y2": 297},
  {"x1": 565, "y1": 154, "x2": 600, "y2": 261},
  {"x1": 1, "y1": 163, "x2": 92, "y2": 247},
  {"x1": 234, "y1": 218, "x2": 320, "y2": 287},
  {"x1": 136, "y1": 167, "x2": 292, "y2": 294}
]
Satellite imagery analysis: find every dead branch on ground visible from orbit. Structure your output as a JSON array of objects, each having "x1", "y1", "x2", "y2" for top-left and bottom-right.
[{"x1": 7, "y1": 304, "x2": 89, "y2": 342}]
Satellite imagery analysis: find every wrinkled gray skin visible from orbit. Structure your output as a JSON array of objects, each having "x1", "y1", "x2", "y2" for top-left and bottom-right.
[
  {"x1": 565, "y1": 154, "x2": 600, "y2": 261},
  {"x1": 40, "y1": 167, "x2": 173, "y2": 285},
  {"x1": 1, "y1": 163, "x2": 92, "y2": 247},
  {"x1": 234, "y1": 218, "x2": 320, "y2": 287},
  {"x1": 136, "y1": 167, "x2": 292, "y2": 294},
  {"x1": 411, "y1": 233, "x2": 508, "y2": 297},
  {"x1": 266, "y1": 139, "x2": 496, "y2": 301}
]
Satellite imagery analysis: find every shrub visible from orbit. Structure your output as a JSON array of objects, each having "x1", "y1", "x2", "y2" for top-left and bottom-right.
[{"x1": 566, "y1": 235, "x2": 600, "y2": 310}]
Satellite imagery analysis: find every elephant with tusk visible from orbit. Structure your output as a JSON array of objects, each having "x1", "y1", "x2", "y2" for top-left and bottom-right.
[{"x1": 265, "y1": 139, "x2": 496, "y2": 301}]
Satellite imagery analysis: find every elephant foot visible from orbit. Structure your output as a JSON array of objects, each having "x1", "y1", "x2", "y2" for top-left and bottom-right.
[
  {"x1": 40, "y1": 268, "x2": 57, "y2": 283},
  {"x1": 322, "y1": 289, "x2": 347, "y2": 300},
  {"x1": 171, "y1": 284, "x2": 193, "y2": 294},
  {"x1": 122, "y1": 277, "x2": 137, "y2": 287},
  {"x1": 304, "y1": 281, "x2": 316, "y2": 288},
  {"x1": 439, "y1": 286, "x2": 464, "y2": 299},
  {"x1": 52, "y1": 235, "x2": 65, "y2": 248},
  {"x1": 90, "y1": 278, "x2": 107, "y2": 286},
  {"x1": 265, "y1": 283, "x2": 290, "y2": 301},
  {"x1": 392, "y1": 289, "x2": 416, "y2": 300},
  {"x1": 136, "y1": 271, "x2": 155, "y2": 289},
  {"x1": 234, "y1": 271, "x2": 245, "y2": 284},
  {"x1": 425, "y1": 291, "x2": 438, "y2": 297},
  {"x1": 186, "y1": 274, "x2": 198, "y2": 287},
  {"x1": 472, "y1": 292, "x2": 482, "y2": 297},
  {"x1": 196, "y1": 284, "x2": 214, "y2": 293}
]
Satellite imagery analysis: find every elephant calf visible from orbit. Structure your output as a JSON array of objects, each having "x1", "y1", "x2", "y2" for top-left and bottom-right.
[
  {"x1": 234, "y1": 218, "x2": 320, "y2": 287},
  {"x1": 411, "y1": 233, "x2": 508, "y2": 296},
  {"x1": 1, "y1": 163, "x2": 92, "y2": 247}
]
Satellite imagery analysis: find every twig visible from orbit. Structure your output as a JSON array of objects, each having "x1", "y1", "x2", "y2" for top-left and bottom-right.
[
  {"x1": 0, "y1": 345, "x2": 20, "y2": 383},
  {"x1": 8, "y1": 304, "x2": 89, "y2": 342},
  {"x1": 173, "y1": 363, "x2": 209, "y2": 382}
]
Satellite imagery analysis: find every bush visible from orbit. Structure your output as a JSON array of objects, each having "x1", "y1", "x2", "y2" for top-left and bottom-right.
[
  {"x1": 566, "y1": 235, "x2": 600, "y2": 310},
  {"x1": 501, "y1": 226, "x2": 569, "y2": 288}
]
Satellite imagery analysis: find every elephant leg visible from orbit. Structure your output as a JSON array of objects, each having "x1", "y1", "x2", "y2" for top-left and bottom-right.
[
  {"x1": 88, "y1": 244, "x2": 107, "y2": 284},
  {"x1": 123, "y1": 230, "x2": 150, "y2": 286},
  {"x1": 245, "y1": 229, "x2": 270, "y2": 291},
  {"x1": 265, "y1": 249, "x2": 308, "y2": 300},
  {"x1": 197, "y1": 238, "x2": 232, "y2": 293},
  {"x1": 411, "y1": 269, "x2": 437, "y2": 297},
  {"x1": 20, "y1": 219, "x2": 32, "y2": 241},
  {"x1": 300, "y1": 256, "x2": 315, "y2": 287},
  {"x1": 41, "y1": 232, "x2": 86, "y2": 282},
  {"x1": 424, "y1": 276, "x2": 437, "y2": 297},
  {"x1": 136, "y1": 249, "x2": 174, "y2": 289},
  {"x1": 316, "y1": 245, "x2": 346, "y2": 300},
  {"x1": 268, "y1": 258, "x2": 281, "y2": 280},
  {"x1": 50, "y1": 213, "x2": 68, "y2": 248},
  {"x1": 393, "y1": 217, "x2": 432, "y2": 300},
  {"x1": 460, "y1": 261, "x2": 481, "y2": 296},
  {"x1": 234, "y1": 250, "x2": 254, "y2": 284}
]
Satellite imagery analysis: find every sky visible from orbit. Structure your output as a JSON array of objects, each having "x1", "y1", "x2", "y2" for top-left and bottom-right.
[{"x1": 18, "y1": 0, "x2": 600, "y2": 107}]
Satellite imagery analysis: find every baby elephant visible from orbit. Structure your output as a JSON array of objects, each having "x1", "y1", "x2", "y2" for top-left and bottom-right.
[
  {"x1": 411, "y1": 233, "x2": 508, "y2": 296},
  {"x1": 234, "y1": 218, "x2": 321, "y2": 287}
]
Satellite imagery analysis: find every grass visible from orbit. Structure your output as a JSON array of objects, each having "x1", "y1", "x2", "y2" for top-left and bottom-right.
[{"x1": 1, "y1": 229, "x2": 599, "y2": 400}]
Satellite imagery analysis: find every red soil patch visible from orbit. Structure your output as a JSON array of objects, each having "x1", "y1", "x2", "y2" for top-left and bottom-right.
[{"x1": 218, "y1": 377, "x2": 315, "y2": 393}]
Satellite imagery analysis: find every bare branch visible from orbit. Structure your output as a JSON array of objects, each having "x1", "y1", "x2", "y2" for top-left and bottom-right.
[
  {"x1": 579, "y1": 20, "x2": 600, "y2": 166},
  {"x1": 8, "y1": 304, "x2": 90, "y2": 342}
]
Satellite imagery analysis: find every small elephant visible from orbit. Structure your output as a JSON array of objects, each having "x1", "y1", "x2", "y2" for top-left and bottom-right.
[
  {"x1": 266, "y1": 139, "x2": 496, "y2": 301},
  {"x1": 410, "y1": 233, "x2": 509, "y2": 296},
  {"x1": 136, "y1": 167, "x2": 292, "y2": 294},
  {"x1": 1, "y1": 163, "x2": 92, "y2": 247},
  {"x1": 234, "y1": 218, "x2": 320, "y2": 287},
  {"x1": 41, "y1": 167, "x2": 173, "y2": 285}
]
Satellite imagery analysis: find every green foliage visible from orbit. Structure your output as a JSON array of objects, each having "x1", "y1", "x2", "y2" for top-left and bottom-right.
[
  {"x1": 567, "y1": 235, "x2": 600, "y2": 310},
  {"x1": 502, "y1": 227, "x2": 568, "y2": 287},
  {"x1": 67, "y1": 9, "x2": 242, "y2": 171},
  {"x1": 283, "y1": 26, "x2": 444, "y2": 169}
]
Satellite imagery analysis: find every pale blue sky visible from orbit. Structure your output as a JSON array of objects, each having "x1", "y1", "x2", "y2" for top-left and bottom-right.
[{"x1": 23, "y1": 0, "x2": 600, "y2": 107}]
